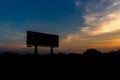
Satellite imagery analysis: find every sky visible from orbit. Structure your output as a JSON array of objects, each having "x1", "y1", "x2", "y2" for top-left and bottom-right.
[{"x1": 0, "y1": 0, "x2": 120, "y2": 54}]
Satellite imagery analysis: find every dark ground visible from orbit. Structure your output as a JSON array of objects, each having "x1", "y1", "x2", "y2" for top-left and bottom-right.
[
  {"x1": 1, "y1": 49, "x2": 120, "y2": 77},
  {"x1": 1, "y1": 49, "x2": 120, "y2": 65}
]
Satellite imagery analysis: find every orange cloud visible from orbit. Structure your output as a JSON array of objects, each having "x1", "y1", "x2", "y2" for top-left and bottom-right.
[{"x1": 81, "y1": 12, "x2": 120, "y2": 35}]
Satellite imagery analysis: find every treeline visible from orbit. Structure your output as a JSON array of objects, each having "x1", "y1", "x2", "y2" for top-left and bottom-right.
[{"x1": 0, "y1": 49, "x2": 120, "y2": 64}]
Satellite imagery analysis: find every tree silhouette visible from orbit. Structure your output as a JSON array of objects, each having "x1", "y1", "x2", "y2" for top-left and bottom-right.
[{"x1": 83, "y1": 48, "x2": 102, "y2": 57}]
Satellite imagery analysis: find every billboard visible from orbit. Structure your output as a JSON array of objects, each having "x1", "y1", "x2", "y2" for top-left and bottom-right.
[{"x1": 27, "y1": 31, "x2": 59, "y2": 47}]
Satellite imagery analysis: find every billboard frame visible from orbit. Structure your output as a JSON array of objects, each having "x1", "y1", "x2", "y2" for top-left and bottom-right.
[{"x1": 26, "y1": 31, "x2": 59, "y2": 54}]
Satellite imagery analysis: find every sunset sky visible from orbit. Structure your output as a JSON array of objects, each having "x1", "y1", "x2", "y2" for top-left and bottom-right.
[{"x1": 0, "y1": 0, "x2": 120, "y2": 54}]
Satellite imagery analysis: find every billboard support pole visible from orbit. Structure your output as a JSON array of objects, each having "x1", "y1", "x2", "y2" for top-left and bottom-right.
[
  {"x1": 50, "y1": 46, "x2": 53, "y2": 54},
  {"x1": 34, "y1": 45, "x2": 38, "y2": 54}
]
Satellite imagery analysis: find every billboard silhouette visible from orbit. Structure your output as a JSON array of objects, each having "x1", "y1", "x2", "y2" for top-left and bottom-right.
[{"x1": 27, "y1": 31, "x2": 59, "y2": 54}]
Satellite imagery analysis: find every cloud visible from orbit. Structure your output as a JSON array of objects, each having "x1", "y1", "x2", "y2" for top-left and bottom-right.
[
  {"x1": 8, "y1": 32, "x2": 26, "y2": 42},
  {"x1": 60, "y1": 31, "x2": 120, "y2": 52},
  {"x1": 107, "y1": 0, "x2": 120, "y2": 9},
  {"x1": 74, "y1": 0, "x2": 81, "y2": 8},
  {"x1": 81, "y1": 12, "x2": 120, "y2": 35},
  {"x1": 81, "y1": 0, "x2": 120, "y2": 35},
  {"x1": 60, "y1": 0, "x2": 120, "y2": 52}
]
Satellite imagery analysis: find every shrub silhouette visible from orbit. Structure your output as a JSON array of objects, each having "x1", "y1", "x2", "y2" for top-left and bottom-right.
[{"x1": 83, "y1": 48, "x2": 102, "y2": 57}]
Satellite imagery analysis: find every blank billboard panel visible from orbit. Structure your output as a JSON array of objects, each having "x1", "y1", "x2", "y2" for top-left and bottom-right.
[{"x1": 27, "y1": 31, "x2": 59, "y2": 47}]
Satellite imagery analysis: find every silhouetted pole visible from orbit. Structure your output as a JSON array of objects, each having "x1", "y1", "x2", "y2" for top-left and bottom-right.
[
  {"x1": 50, "y1": 46, "x2": 53, "y2": 54},
  {"x1": 34, "y1": 45, "x2": 38, "y2": 54}
]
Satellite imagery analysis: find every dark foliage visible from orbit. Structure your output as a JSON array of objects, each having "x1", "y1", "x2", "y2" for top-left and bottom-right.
[{"x1": 0, "y1": 49, "x2": 120, "y2": 65}]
